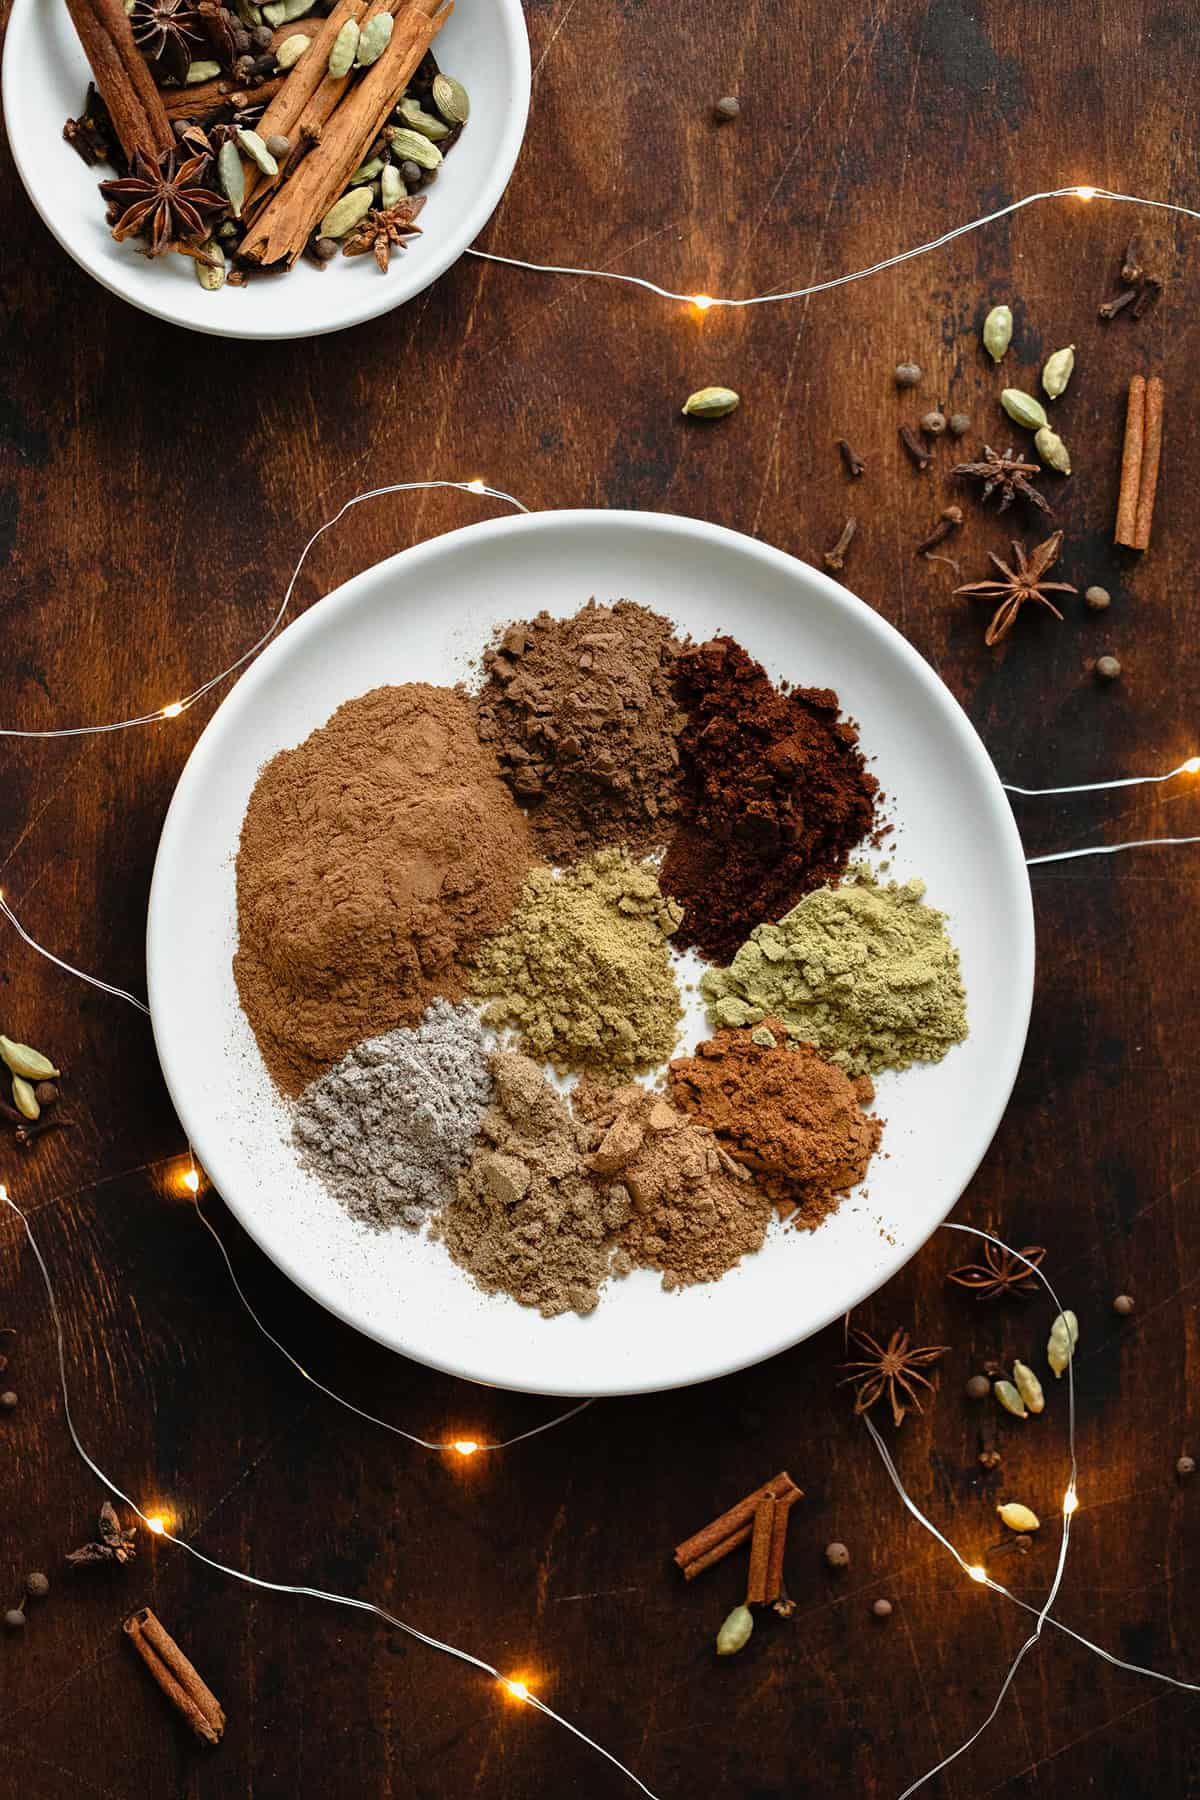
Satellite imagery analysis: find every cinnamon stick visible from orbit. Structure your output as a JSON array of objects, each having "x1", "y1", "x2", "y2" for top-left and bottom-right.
[
  {"x1": 1133, "y1": 375, "x2": 1164, "y2": 550},
  {"x1": 745, "y1": 1497, "x2": 775, "y2": 1605},
  {"x1": 64, "y1": 0, "x2": 174, "y2": 162},
  {"x1": 1115, "y1": 374, "x2": 1146, "y2": 547},
  {"x1": 240, "y1": 0, "x2": 372, "y2": 211},
  {"x1": 238, "y1": 0, "x2": 450, "y2": 268},
  {"x1": 674, "y1": 1470, "x2": 801, "y2": 1577},
  {"x1": 124, "y1": 1607, "x2": 226, "y2": 1745},
  {"x1": 764, "y1": 1488, "x2": 799, "y2": 1603}
]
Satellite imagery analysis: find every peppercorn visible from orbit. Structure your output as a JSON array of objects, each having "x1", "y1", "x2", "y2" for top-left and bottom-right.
[
  {"x1": 948, "y1": 412, "x2": 972, "y2": 436},
  {"x1": 1095, "y1": 655, "x2": 1123, "y2": 682},
  {"x1": 1177, "y1": 1455, "x2": 1196, "y2": 1477},
  {"x1": 978, "y1": 1448, "x2": 1002, "y2": 1470},
  {"x1": 24, "y1": 1573, "x2": 49, "y2": 1600},
  {"x1": 825, "y1": 1541, "x2": 850, "y2": 1569},
  {"x1": 1015, "y1": 1534, "x2": 1032, "y2": 1554},
  {"x1": 313, "y1": 237, "x2": 339, "y2": 261},
  {"x1": 1085, "y1": 585, "x2": 1112, "y2": 611},
  {"x1": 34, "y1": 1082, "x2": 57, "y2": 1108},
  {"x1": 4, "y1": 1609, "x2": 25, "y2": 1631},
  {"x1": 265, "y1": 133, "x2": 291, "y2": 160},
  {"x1": 399, "y1": 160, "x2": 422, "y2": 187},
  {"x1": 0, "y1": 1391, "x2": 16, "y2": 1410},
  {"x1": 921, "y1": 410, "x2": 947, "y2": 436},
  {"x1": 1113, "y1": 1294, "x2": 1135, "y2": 1316},
  {"x1": 250, "y1": 22, "x2": 273, "y2": 47},
  {"x1": 234, "y1": 53, "x2": 254, "y2": 78},
  {"x1": 894, "y1": 362, "x2": 922, "y2": 388},
  {"x1": 714, "y1": 96, "x2": 740, "y2": 120},
  {"x1": 232, "y1": 25, "x2": 251, "y2": 52},
  {"x1": 965, "y1": 1374, "x2": 991, "y2": 1401},
  {"x1": 251, "y1": 52, "x2": 276, "y2": 75},
  {"x1": 871, "y1": 1598, "x2": 892, "y2": 1619}
]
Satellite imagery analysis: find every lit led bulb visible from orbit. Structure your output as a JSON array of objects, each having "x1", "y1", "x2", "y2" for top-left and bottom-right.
[
  {"x1": 503, "y1": 1678, "x2": 530, "y2": 1701},
  {"x1": 161, "y1": 702, "x2": 184, "y2": 719},
  {"x1": 1185, "y1": 756, "x2": 1200, "y2": 774},
  {"x1": 452, "y1": 1439, "x2": 480, "y2": 1457},
  {"x1": 466, "y1": 479, "x2": 486, "y2": 494},
  {"x1": 182, "y1": 1167, "x2": 200, "y2": 1195},
  {"x1": 1063, "y1": 1487, "x2": 1079, "y2": 1515},
  {"x1": 691, "y1": 294, "x2": 714, "y2": 312},
  {"x1": 1075, "y1": 185, "x2": 1095, "y2": 201},
  {"x1": 146, "y1": 1515, "x2": 167, "y2": 1535},
  {"x1": 966, "y1": 1564, "x2": 988, "y2": 1583}
]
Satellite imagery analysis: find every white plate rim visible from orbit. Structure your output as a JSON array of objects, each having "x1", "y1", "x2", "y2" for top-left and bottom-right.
[
  {"x1": 2, "y1": 0, "x2": 531, "y2": 340},
  {"x1": 147, "y1": 508, "x2": 1035, "y2": 1394}
]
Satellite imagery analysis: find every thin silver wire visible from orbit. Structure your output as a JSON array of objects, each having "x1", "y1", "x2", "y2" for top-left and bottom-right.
[
  {"x1": 0, "y1": 892, "x2": 151, "y2": 1015},
  {"x1": 1004, "y1": 758, "x2": 1200, "y2": 796},
  {"x1": 466, "y1": 187, "x2": 1200, "y2": 310},
  {"x1": 1027, "y1": 836, "x2": 1200, "y2": 865},
  {"x1": 0, "y1": 1187, "x2": 657, "y2": 1799},
  {"x1": 0, "y1": 481, "x2": 529, "y2": 741}
]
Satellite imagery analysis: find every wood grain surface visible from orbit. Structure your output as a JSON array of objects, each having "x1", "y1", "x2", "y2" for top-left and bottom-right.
[{"x1": 2, "y1": 1, "x2": 1199, "y2": 1794}]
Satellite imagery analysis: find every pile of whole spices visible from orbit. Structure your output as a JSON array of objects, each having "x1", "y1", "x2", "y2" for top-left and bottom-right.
[
  {"x1": 435, "y1": 1053, "x2": 629, "y2": 1317},
  {"x1": 574, "y1": 1080, "x2": 773, "y2": 1291},
  {"x1": 234, "y1": 683, "x2": 535, "y2": 1095},
  {"x1": 699, "y1": 868, "x2": 968, "y2": 1075},
  {"x1": 469, "y1": 849, "x2": 683, "y2": 1076},
  {"x1": 474, "y1": 600, "x2": 686, "y2": 860},
  {"x1": 293, "y1": 1000, "x2": 491, "y2": 1229},
  {"x1": 62, "y1": 0, "x2": 470, "y2": 288},
  {"x1": 659, "y1": 637, "x2": 880, "y2": 961},
  {"x1": 668, "y1": 1020, "x2": 882, "y2": 1219}
]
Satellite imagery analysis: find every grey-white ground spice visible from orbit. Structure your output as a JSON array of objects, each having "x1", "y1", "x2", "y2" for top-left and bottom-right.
[{"x1": 293, "y1": 999, "x2": 492, "y2": 1229}]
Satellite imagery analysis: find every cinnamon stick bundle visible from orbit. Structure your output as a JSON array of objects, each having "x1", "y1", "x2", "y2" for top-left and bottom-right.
[
  {"x1": 1115, "y1": 374, "x2": 1165, "y2": 550},
  {"x1": 238, "y1": 0, "x2": 450, "y2": 269},
  {"x1": 64, "y1": 0, "x2": 174, "y2": 162},
  {"x1": 674, "y1": 1470, "x2": 802, "y2": 1581},
  {"x1": 124, "y1": 1607, "x2": 226, "y2": 1745},
  {"x1": 239, "y1": 0, "x2": 370, "y2": 211}
]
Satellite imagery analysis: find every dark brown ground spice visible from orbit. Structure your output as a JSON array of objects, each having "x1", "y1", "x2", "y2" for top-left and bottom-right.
[{"x1": 659, "y1": 637, "x2": 879, "y2": 961}]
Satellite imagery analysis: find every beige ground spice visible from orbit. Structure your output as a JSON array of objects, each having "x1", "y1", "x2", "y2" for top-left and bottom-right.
[
  {"x1": 234, "y1": 684, "x2": 535, "y2": 1095},
  {"x1": 469, "y1": 849, "x2": 684, "y2": 1076}
]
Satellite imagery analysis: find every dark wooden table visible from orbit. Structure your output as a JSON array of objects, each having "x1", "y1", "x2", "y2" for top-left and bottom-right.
[{"x1": 2, "y1": 1, "x2": 1199, "y2": 1794}]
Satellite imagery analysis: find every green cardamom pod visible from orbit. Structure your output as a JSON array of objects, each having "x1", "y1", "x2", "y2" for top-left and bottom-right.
[
  {"x1": 0, "y1": 1036, "x2": 60, "y2": 1080},
  {"x1": 1047, "y1": 1309, "x2": 1078, "y2": 1378},
  {"x1": 275, "y1": 31, "x2": 310, "y2": 67},
  {"x1": 997, "y1": 1502, "x2": 1040, "y2": 1533},
  {"x1": 993, "y1": 1378, "x2": 1027, "y2": 1418},
  {"x1": 319, "y1": 186, "x2": 374, "y2": 239},
  {"x1": 233, "y1": 0, "x2": 262, "y2": 26},
  {"x1": 682, "y1": 386, "x2": 740, "y2": 419},
  {"x1": 328, "y1": 18, "x2": 359, "y2": 77},
  {"x1": 395, "y1": 96, "x2": 451, "y2": 139},
  {"x1": 184, "y1": 59, "x2": 221, "y2": 83},
  {"x1": 262, "y1": 0, "x2": 312, "y2": 22},
  {"x1": 387, "y1": 126, "x2": 442, "y2": 169},
  {"x1": 217, "y1": 139, "x2": 245, "y2": 218},
  {"x1": 716, "y1": 1604, "x2": 754, "y2": 1656},
  {"x1": 1011, "y1": 1360, "x2": 1045, "y2": 1414},
  {"x1": 982, "y1": 304, "x2": 1013, "y2": 363},
  {"x1": 235, "y1": 128, "x2": 278, "y2": 177},
  {"x1": 193, "y1": 239, "x2": 225, "y2": 291},
  {"x1": 348, "y1": 156, "x2": 385, "y2": 186},
  {"x1": 355, "y1": 11, "x2": 393, "y2": 66},
  {"x1": 1041, "y1": 344, "x2": 1076, "y2": 399},
  {"x1": 1000, "y1": 388, "x2": 1048, "y2": 432},
  {"x1": 380, "y1": 164, "x2": 404, "y2": 209},
  {"x1": 432, "y1": 72, "x2": 469, "y2": 124},
  {"x1": 12, "y1": 1075, "x2": 39, "y2": 1121},
  {"x1": 1034, "y1": 426, "x2": 1071, "y2": 475}
]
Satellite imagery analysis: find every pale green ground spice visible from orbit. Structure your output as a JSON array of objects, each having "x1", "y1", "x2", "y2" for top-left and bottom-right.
[
  {"x1": 469, "y1": 848, "x2": 683, "y2": 1076},
  {"x1": 699, "y1": 867, "x2": 968, "y2": 1076}
]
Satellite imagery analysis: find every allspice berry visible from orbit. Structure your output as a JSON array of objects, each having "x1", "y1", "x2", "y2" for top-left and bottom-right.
[
  {"x1": 3, "y1": 1609, "x2": 25, "y2": 1631},
  {"x1": 24, "y1": 1572, "x2": 49, "y2": 1600},
  {"x1": 265, "y1": 133, "x2": 291, "y2": 160},
  {"x1": 871, "y1": 1598, "x2": 893, "y2": 1619},
  {"x1": 714, "y1": 95, "x2": 740, "y2": 120},
  {"x1": 1113, "y1": 1294, "x2": 1135, "y2": 1316},
  {"x1": 894, "y1": 361, "x2": 922, "y2": 388},
  {"x1": 34, "y1": 1082, "x2": 58, "y2": 1107},
  {"x1": 0, "y1": 1391, "x2": 17, "y2": 1410},
  {"x1": 948, "y1": 412, "x2": 972, "y2": 436},
  {"x1": 921, "y1": 410, "x2": 947, "y2": 436},
  {"x1": 1085, "y1": 585, "x2": 1112, "y2": 611},
  {"x1": 1095, "y1": 655, "x2": 1123, "y2": 682},
  {"x1": 1177, "y1": 1455, "x2": 1196, "y2": 1477},
  {"x1": 965, "y1": 1374, "x2": 991, "y2": 1401},
  {"x1": 825, "y1": 1541, "x2": 850, "y2": 1569}
]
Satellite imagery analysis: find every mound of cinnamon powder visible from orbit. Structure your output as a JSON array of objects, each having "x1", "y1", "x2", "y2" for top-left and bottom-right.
[
  {"x1": 667, "y1": 1019, "x2": 882, "y2": 1225},
  {"x1": 234, "y1": 684, "x2": 535, "y2": 1095},
  {"x1": 660, "y1": 636, "x2": 879, "y2": 962}
]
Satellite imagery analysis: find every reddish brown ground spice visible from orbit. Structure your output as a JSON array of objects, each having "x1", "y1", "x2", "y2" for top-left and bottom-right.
[{"x1": 659, "y1": 637, "x2": 879, "y2": 961}]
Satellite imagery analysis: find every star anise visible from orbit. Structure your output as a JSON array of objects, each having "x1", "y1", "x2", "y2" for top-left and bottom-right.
[
  {"x1": 953, "y1": 445, "x2": 1051, "y2": 515},
  {"x1": 947, "y1": 1241, "x2": 1046, "y2": 1300},
  {"x1": 839, "y1": 1327, "x2": 950, "y2": 1428},
  {"x1": 66, "y1": 1501, "x2": 138, "y2": 1568},
  {"x1": 954, "y1": 531, "x2": 1078, "y2": 647},
  {"x1": 130, "y1": 0, "x2": 206, "y2": 85},
  {"x1": 99, "y1": 147, "x2": 226, "y2": 256},
  {"x1": 342, "y1": 194, "x2": 426, "y2": 273}
]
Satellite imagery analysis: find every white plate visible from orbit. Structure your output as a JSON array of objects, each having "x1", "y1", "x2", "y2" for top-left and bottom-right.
[
  {"x1": 147, "y1": 510, "x2": 1034, "y2": 1395},
  {"x1": 2, "y1": 0, "x2": 529, "y2": 339}
]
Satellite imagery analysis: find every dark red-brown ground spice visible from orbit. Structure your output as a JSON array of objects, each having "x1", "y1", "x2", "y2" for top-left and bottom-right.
[{"x1": 660, "y1": 637, "x2": 879, "y2": 961}]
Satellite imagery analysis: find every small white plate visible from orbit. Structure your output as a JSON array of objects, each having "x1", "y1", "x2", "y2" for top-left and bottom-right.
[
  {"x1": 2, "y1": 0, "x2": 529, "y2": 339},
  {"x1": 147, "y1": 510, "x2": 1034, "y2": 1395}
]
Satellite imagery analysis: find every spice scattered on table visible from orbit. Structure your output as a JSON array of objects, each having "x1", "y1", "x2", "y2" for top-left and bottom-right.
[
  {"x1": 872, "y1": 1598, "x2": 893, "y2": 1619},
  {"x1": 824, "y1": 1541, "x2": 850, "y2": 1569},
  {"x1": 954, "y1": 445, "x2": 1050, "y2": 514},
  {"x1": 836, "y1": 438, "x2": 866, "y2": 477},
  {"x1": 840, "y1": 1327, "x2": 949, "y2": 1427},
  {"x1": 67, "y1": 1500, "x2": 138, "y2": 1567},
  {"x1": 475, "y1": 600, "x2": 684, "y2": 861},
  {"x1": 894, "y1": 361, "x2": 922, "y2": 388},
  {"x1": 1095, "y1": 655, "x2": 1122, "y2": 682},
  {"x1": 947, "y1": 1241, "x2": 1045, "y2": 1300},
  {"x1": 1112, "y1": 1293, "x2": 1135, "y2": 1316},
  {"x1": 1047, "y1": 1309, "x2": 1079, "y2": 1377},
  {"x1": 1041, "y1": 345, "x2": 1076, "y2": 398},
  {"x1": 674, "y1": 1471, "x2": 802, "y2": 1582},
  {"x1": 997, "y1": 1502, "x2": 1040, "y2": 1533},
  {"x1": 716, "y1": 1605, "x2": 753, "y2": 1655},
  {"x1": 955, "y1": 531, "x2": 1077, "y2": 646},
  {"x1": 700, "y1": 869, "x2": 967, "y2": 1076},
  {"x1": 1085, "y1": 584, "x2": 1112, "y2": 611},
  {"x1": 1115, "y1": 374, "x2": 1164, "y2": 550},
  {"x1": 1177, "y1": 1456, "x2": 1196, "y2": 1478},
  {"x1": 1011, "y1": 1360, "x2": 1044, "y2": 1413},
  {"x1": 965, "y1": 1374, "x2": 991, "y2": 1401},
  {"x1": 682, "y1": 386, "x2": 740, "y2": 419},
  {"x1": 899, "y1": 423, "x2": 932, "y2": 470},
  {"x1": 915, "y1": 506, "x2": 964, "y2": 556},
  {"x1": 982, "y1": 304, "x2": 1012, "y2": 363},
  {"x1": 124, "y1": 1606, "x2": 225, "y2": 1745},
  {"x1": 822, "y1": 518, "x2": 857, "y2": 572},
  {"x1": 994, "y1": 1377, "x2": 1027, "y2": 1419},
  {"x1": 921, "y1": 410, "x2": 947, "y2": 437},
  {"x1": 948, "y1": 411, "x2": 972, "y2": 437},
  {"x1": 294, "y1": 1001, "x2": 492, "y2": 1230},
  {"x1": 713, "y1": 95, "x2": 740, "y2": 120},
  {"x1": 660, "y1": 637, "x2": 879, "y2": 962}
]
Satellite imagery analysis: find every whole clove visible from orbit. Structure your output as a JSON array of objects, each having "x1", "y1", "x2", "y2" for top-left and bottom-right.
[
  {"x1": 1099, "y1": 288, "x2": 1139, "y2": 322},
  {"x1": 899, "y1": 424, "x2": 932, "y2": 470},
  {"x1": 823, "y1": 518, "x2": 857, "y2": 572},
  {"x1": 836, "y1": 438, "x2": 866, "y2": 478},
  {"x1": 915, "y1": 506, "x2": 964, "y2": 556},
  {"x1": 1120, "y1": 235, "x2": 1143, "y2": 285},
  {"x1": 1132, "y1": 276, "x2": 1163, "y2": 319}
]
